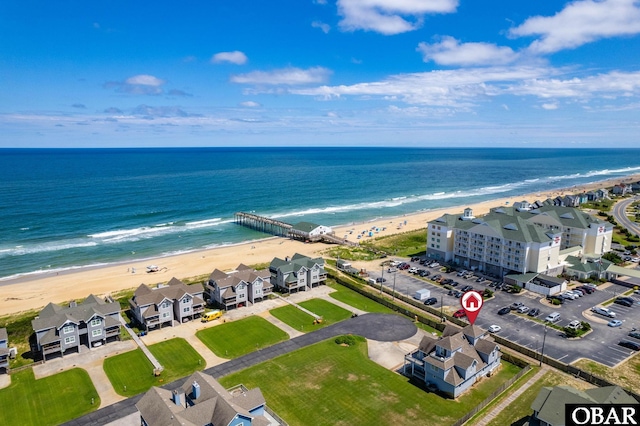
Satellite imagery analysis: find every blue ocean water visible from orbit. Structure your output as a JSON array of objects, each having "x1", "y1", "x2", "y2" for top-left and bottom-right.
[{"x1": 1, "y1": 147, "x2": 639, "y2": 281}]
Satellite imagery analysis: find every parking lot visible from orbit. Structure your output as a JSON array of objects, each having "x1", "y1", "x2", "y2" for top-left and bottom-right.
[{"x1": 372, "y1": 259, "x2": 640, "y2": 367}]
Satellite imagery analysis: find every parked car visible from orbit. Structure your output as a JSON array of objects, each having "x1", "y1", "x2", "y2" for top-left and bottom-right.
[
  {"x1": 418, "y1": 269, "x2": 430, "y2": 277},
  {"x1": 424, "y1": 297, "x2": 438, "y2": 306},
  {"x1": 619, "y1": 340, "x2": 640, "y2": 351},
  {"x1": 498, "y1": 307, "x2": 511, "y2": 315},
  {"x1": 569, "y1": 290, "x2": 583, "y2": 297},
  {"x1": 608, "y1": 319, "x2": 623, "y2": 327},
  {"x1": 432, "y1": 274, "x2": 442, "y2": 282},
  {"x1": 510, "y1": 302, "x2": 524, "y2": 311},
  {"x1": 544, "y1": 312, "x2": 561, "y2": 323},
  {"x1": 488, "y1": 325, "x2": 501, "y2": 333},
  {"x1": 411, "y1": 257, "x2": 421, "y2": 262},
  {"x1": 454, "y1": 291, "x2": 463, "y2": 298},
  {"x1": 614, "y1": 298, "x2": 633, "y2": 307},
  {"x1": 453, "y1": 309, "x2": 466, "y2": 318},
  {"x1": 429, "y1": 262, "x2": 440, "y2": 268},
  {"x1": 451, "y1": 281, "x2": 459, "y2": 287},
  {"x1": 628, "y1": 331, "x2": 640, "y2": 339},
  {"x1": 408, "y1": 267, "x2": 419, "y2": 274},
  {"x1": 516, "y1": 305, "x2": 530, "y2": 314},
  {"x1": 591, "y1": 306, "x2": 616, "y2": 318},
  {"x1": 561, "y1": 292, "x2": 578, "y2": 300},
  {"x1": 577, "y1": 286, "x2": 595, "y2": 294},
  {"x1": 528, "y1": 308, "x2": 541, "y2": 317},
  {"x1": 441, "y1": 278, "x2": 453, "y2": 285},
  {"x1": 375, "y1": 277, "x2": 387, "y2": 283},
  {"x1": 547, "y1": 295, "x2": 565, "y2": 304},
  {"x1": 387, "y1": 267, "x2": 398, "y2": 273},
  {"x1": 457, "y1": 270, "x2": 467, "y2": 277},
  {"x1": 461, "y1": 285, "x2": 473, "y2": 292},
  {"x1": 572, "y1": 288, "x2": 586, "y2": 296},
  {"x1": 475, "y1": 276, "x2": 485, "y2": 283},
  {"x1": 567, "y1": 320, "x2": 581, "y2": 330}
]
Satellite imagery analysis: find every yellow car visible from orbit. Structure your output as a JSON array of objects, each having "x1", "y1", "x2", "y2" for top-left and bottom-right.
[{"x1": 201, "y1": 310, "x2": 222, "y2": 322}]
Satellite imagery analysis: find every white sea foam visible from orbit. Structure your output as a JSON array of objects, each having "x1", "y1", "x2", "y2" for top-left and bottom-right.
[{"x1": 0, "y1": 241, "x2": 98, "y2": 257}]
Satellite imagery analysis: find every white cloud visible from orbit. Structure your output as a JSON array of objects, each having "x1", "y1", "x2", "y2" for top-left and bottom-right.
[
  {"x1": 292, "y1": 66, "x2": 551, "y2": 106},
  {"x1": 104, "y1": 74, "x2": 166, "y2": 95},
  {"x1": 240, "y1": 101, "x2": 261, "y2": 107},
  {"x1": 231, "y1": 67, "x2": 332, "y2": 85},
  {"x1": 337, "y1": 0, "x2": 458, "y2": 35},
  {"x1": 507, "y1": 70, "x2": 640, "y2": 98},
  {"x1": 417, "y1": 36, "x2": 519, "y2": 66},
  {"x1": 126, "y1": 74, "x2": 165, "y2": 86},
  {"x1": 510, "y1": 0, "x2": 640, "y2": 54},
  {"x1": 312, "y1": 21, "x2": 331, "y2": 33},
  {"x1": 541, "y1": 103, "x2": 559, "y2": 110},
  {"x1": 211, "y1": 51, "x2": 248, "y2": 65}
]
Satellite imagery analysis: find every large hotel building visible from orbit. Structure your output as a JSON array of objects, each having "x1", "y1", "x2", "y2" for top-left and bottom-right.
[{"x1": 426, "y1": 202, "x2": 613, "y2": 279}]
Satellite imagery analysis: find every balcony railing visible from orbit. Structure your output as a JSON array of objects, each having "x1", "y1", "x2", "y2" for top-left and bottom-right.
[{"x1": 43, "y1": 343, "x2": 61, "y2": 354}]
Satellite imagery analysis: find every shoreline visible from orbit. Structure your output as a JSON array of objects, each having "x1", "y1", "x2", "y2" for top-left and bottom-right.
[{"x1": 1, "y1": 173, "x2": 638, "y2": 316}]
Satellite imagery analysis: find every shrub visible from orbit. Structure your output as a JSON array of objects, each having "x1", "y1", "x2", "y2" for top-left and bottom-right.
[
  {"x1": 564, "y1": 327, "x2": 579, "y2": 338},
  {"x1": 335, "y1": 335, "x2": 357, "y2": 346},
  {"x1": 483, "y1": 289, "x2": 494, "y2": 298},
  {"x1": 580, "y1": 321, "x2": 591, "y2": 331},
  {"x1": 551, "y1": 299, "x2": 561, "y2": 306}
]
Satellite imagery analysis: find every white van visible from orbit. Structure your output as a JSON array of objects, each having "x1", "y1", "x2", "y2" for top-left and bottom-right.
[
  {"x1": 544, "y1": 312, "x2": 561, "y2": 323},
  {"x1": 367, "y1": 278, "x2": 376, "y2": 285}
]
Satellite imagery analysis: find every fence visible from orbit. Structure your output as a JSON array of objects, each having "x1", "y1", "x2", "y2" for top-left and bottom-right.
[{"x1": 450, "y1": 365, "x2": 532, "y2": 426}]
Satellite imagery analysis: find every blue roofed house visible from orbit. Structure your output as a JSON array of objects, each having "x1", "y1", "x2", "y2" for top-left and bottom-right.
[
  {"x1": 136, "y1": 371, "x2": 278, "y2": 426},
  {"x1": 0, "y1": 328, "x2": 10, "y2": 373},
  {"x1": 269, "y1": 253, "x2": 327, "y2": 293},
  {"x1": 31, "y1": 295, "x2": 122, "y2": 361},
  {"x1": 403, "y1": 325, "x2": 501, "y2": 398}
]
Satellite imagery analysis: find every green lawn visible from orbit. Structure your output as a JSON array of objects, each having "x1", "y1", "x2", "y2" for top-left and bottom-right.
[
  {"x1": 103, "y1": 337, "x2": 205, "y2": 397},
  {"x1": 298, "y1": 298, "x2": 352, "y2": 324},
  {"x1": 219, "y1": 336, "x2": 522, "y2": 426},
  {"x1": 270, "y1": 304, "x2": 323, "y2": 332},
  {"x1": 327, "y1": 282, "x2": 395, "y2": 314},
  {"x1": 484, "y1": 370, "x2": 588, "y2": 426},
  {"x1": 196, "y1": 315, "x2": 289, "y2": 359},
  {"x1": 0, "y1": 368, "x2": 99, "y2": 426}
]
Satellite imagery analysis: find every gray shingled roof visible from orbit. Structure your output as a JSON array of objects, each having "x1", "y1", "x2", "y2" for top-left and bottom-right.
[
  {"x1": 291, "y1": 222, "x2": 320, "y2": 233},
  {"x1": 0, "y1": 328, "x2": 7, "y2": 343},
  {"x1": 32, "y1": 296, "x2": 119, "y2": 332},
  {"x1": 131, "y1": 278, "x2": 202, "y2": 309}
]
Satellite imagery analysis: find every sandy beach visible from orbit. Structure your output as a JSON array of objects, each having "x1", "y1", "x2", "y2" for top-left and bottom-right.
[{"x1": 1, "y1": 174, "x2": 638, "y2": 317}]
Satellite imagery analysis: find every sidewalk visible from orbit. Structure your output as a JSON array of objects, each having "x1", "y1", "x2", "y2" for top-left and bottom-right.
[
  {"x1": 119, "y1": 315, "x2": 162, "y2": 372},
  {"x1": 472, "y1": 365, "x2": 548, "y2": 426}
]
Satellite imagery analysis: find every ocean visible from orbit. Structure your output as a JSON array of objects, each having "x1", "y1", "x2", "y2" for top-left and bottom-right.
[{"x1": 1, "y1": 147, "x2": 639, "y2": 281}]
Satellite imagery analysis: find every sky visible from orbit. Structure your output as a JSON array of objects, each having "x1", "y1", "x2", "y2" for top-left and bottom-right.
[{"x1": 1, "y1": 0, "x2": 640, "y2": 148}]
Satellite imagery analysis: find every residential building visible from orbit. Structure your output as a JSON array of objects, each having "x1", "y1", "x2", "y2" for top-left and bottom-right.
[
  {"x1": 31, "y1": 295, "x2": 121, "y2": 361},
  {"x1": 612, "y1": 183, "x2": 631, "y2": 196},
  {"x1": 403, "y1": 325, "x2": 501, "y2": 398},
  {"x1": 205, "y1": 263, "x2": 273, "y2": 310},
  {"x1": 531, "y1": 385, "x2": 637, "y2": 426},
  {"x1": 0, "y1": 328, "x2": 10, "y2": 372},
  {"x1": 563, "y1": 255, "x2": 613, "y2": 281},
  {"x1": 269, "y1": 253, "x2": 327, "y2": 293},
  {"x1": 426, "y1": 204, "x2": 613, "y2": 280},
  {"x1": 136, "y1": 371, "x2": 278, "y2": 426},
  {"x1": 129, "y1": 277, "x2": 205, "y2": 331}
]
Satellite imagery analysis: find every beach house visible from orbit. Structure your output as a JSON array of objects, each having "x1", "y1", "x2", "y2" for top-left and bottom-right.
[
  {"x1": 425, "y1": 204, "x2": 613, "y2": 281},
  {"x1": 288, "y1": 221, "x2": 333, "y2": 242},
  {"x1": 136, "y1": 371, "x2": 277, "y2": 426},
  {"x1": 403, "y1": 325, "x2": 501, "y2": 398},
  {"x1": 205, "y1": 263, "x2": 273, "y2": 310},
  {"x1": 269, "y1": 253, "x2": 327, "y2": 293},
  {"x1": 129, "y1": 277, "x2": 205, "y2": 331},
  {"x1": 531, "y1": 385, "x2": 637, "y2": 426},
  {"x1": 31, "y1": 295, "x2": 121, "y2": 361},
  {"x1": 0, "y1": 328, "x2": 10, "y2": 372}
]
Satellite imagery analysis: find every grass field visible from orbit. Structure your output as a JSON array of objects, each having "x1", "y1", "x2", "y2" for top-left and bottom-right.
[
  {"x1": 0, "y1": 368, "x2": 99, "y2": 426},
  {"x1": 219, "y1": 336, "x2": 522, "y2": 426},
  {"x1": 298, "y1": 298, "x2": 351, "y2": 323},
  {"x1": 196, "y1": 316, "x2": 289, "y2": 359},
  {"x1": 481, "y1": 369, "x2": 593, "y2": 426},
  {"x1": 327, "y1": 282, "x2": 395, "y2": 314},
  {"x1": 104, "y1": 337, "x2": 205, "y2": 397},
  {"x1": 270, "y1": 304, "x2": 323, "y2": 332}
]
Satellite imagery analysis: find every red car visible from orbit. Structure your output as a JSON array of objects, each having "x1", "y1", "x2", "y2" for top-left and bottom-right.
[{"x1": 453, "y1": 309, "x2": 466, "y2": 318}]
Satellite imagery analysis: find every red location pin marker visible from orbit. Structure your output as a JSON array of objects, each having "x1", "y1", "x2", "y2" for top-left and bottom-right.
[{"x1": 461, "y1": 290, "x2": 484, "y2": 325}]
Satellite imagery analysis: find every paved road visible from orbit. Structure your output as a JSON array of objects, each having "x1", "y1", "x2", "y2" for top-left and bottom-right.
[
  {"x1": 612, "y1": 196, "x2": 640, "y2": 237},
  {"x1": 63, "y1": 313, "x2": 417, "y2": 426}
]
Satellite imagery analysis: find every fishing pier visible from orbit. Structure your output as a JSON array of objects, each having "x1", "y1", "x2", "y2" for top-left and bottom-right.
[{"x1": 234, "y1": 212, "x2": 293, "y2": 237}]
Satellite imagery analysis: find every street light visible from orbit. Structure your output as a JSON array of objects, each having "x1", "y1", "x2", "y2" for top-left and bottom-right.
[
  {"x1": 380, "y1": 266, "x2": 384, "y2": 293},
  {"x1": 392, "y1": 272, "x2": 397, "y2": 301},
  {"x1": 539, "y1": 324, "x2": 548, "y2": 367}
]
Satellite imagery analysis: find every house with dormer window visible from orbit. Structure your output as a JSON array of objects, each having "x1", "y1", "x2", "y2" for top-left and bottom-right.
[
  {"x1": 31, "y1": 295, "x2": 121, "y2": 361},
  {"x1": 403, "y1": 325, "x2": 501, "y2": 398},
  {"x1": 129, "y1": 277, "x2": 205, "y2": 331},
  {"x1": 269, "y1": 253, "x2": 326, "y2": 293},
  {"x1": 205, "y1": 264, "x2": 273, "y2": 310},
  {"x1": 0, "y1": 328, "x2": 10, "y2": 372}
]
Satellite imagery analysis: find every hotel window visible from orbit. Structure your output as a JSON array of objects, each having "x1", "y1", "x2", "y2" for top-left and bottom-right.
[
  {"x1": 91, "y1": 318, "x2": 101, "y2": 327},
  {"x1": 64, "y1": 336, "x2": 76, "y2": 344},
  {"x1": 63, "y1": 325, "x2": 74, "y2": 334},
  {"x1": 91, "y1": 329, "x2": 102, "y2": 337}
]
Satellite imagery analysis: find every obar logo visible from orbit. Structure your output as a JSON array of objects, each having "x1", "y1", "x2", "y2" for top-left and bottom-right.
[{"x1": 566, "y1": 404, "x2": 640, "y2": 425}]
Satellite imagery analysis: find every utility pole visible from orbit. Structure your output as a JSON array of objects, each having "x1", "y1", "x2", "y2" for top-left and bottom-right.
[
  {"x1": 392, "y1": 272, "x2": 397, "y2": 301},
  {"x1": 540, "y1": 324, "x2": 548, "y2": 367},
  {"x1": 380, "y1": 266, "x2": 384, "y2": 293}
]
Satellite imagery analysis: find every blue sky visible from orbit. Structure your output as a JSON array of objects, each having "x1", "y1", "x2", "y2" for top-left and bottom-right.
[{"x1": 2, "y1": 0, "x2": 640, "y2": 147}]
